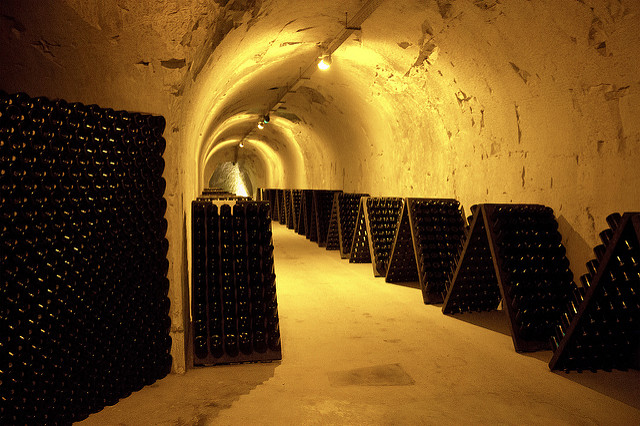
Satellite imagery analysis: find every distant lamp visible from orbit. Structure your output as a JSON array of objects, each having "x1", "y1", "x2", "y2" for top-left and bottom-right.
[
  {"x1": 239, "y1": 141, "x2": 244, "y2": 148},
  {"x1": 257, "y1": 121, "x2": 265, "y2": 130},
  {"x1": 317, "y1": 54, "x2": 332, "y2": 70}
]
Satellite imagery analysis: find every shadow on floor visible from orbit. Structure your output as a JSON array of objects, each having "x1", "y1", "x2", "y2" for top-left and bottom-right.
[
  {"x1": 521, "y1": 349, "x2": 553, "y2": 363},
  {"x1": 79, "y1": 361, "x2": 279, "y2": 425},
  {"x1": 445, "y1": 309, "x2": 512, "y2": 337},
  {"x1": 551, "y1": 368, "x2": 640, "y2": 410},
  {"x1": 520, "y1": 349, "x2": 640, "y2": 410},
  {"x1": 387, "y1": 280, "x2": 421, "y2": 290},
  {"x1": 437, "y1": 303, "x2": 640, "y2": 409}
]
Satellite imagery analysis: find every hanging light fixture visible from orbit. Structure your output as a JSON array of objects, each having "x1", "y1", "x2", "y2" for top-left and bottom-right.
[
  {"x1": 317, "y1": 54, "x2": 332, "y2": 70},
  {"x1": 257, "y1": 121, "x2": 264, "y2": 130}
]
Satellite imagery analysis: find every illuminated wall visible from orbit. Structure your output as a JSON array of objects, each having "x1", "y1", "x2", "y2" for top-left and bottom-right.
[{"x1": 2, "y1": 0, "x2": 639, "y2": 371}]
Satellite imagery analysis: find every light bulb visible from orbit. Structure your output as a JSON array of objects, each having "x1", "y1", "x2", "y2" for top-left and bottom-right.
[
  {"x1": 318, "y1": 55, "x2": 332, "y2": 70},
  {"x1": 257, "y1": 122, "x2": 264, "y2": 129},
  {"x1": 239, "y1": 142, "x2": 244, "y2": 148}
]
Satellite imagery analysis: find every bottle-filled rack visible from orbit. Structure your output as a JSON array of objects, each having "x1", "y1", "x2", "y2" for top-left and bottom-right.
[
  {"x1": 290, "y1": 190, "x2": 303, "y2": 232},
  {"x1": 350, "y1": 197, "x2": 372, "y2": 264},
  {"x1": 259, "y1": 189, "x2": 343, "y2": 245},
  {"x1": 191, "y1": 199, "x2": 282, "y2": 366},
  {"x1": 397, "y1": 198, "x2": 467, "y2": 302},
  {"x1": 442, "y1": 204, "x2": 576, "y2": 352},
  {"x1": 258, "y1": 188, "x2": 276, "y2": 221},
  {"x1": 385, "y1": 200, "x2": 419, "y2": 284},
  {"x1": 283, "y1": 190, "x2": 294, "y2": 229},
  {"x1": 298, "y1": 190, "x2": 313, "y2": 238},
  {"x1": 276, "y1": 189, "x2": 286, "y2": 225},
  {"x1": 268, "y1": 189, "x2": 278, "y2": 221},
  {"x1": 257, "y1": 187, "x2": 639, "y2": 368},
  {"x1": 0, "y1": 91, "x2": 171, "y2": 424},
  {"x1": 349, "y1": 197, "x2": 404, "y2": 276},
  {"x1": 331, "y1": 193, "x2": 370, "y2": 259},
  {"x1": 312, "y1": 190, "x2": 342, "y2": 247},
  {"x1": 326, "y1": 193, "x2": 341, "y2": 251},
  {"x1": 549, "y1": 213, "x2": 640, "y2": 372}
]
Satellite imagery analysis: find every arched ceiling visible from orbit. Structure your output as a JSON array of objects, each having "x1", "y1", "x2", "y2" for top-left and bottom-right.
[
  {"x1": 2, "y1": 0, "x2": 639, "y2": 249},
  {"x1": 184, "y1": 0, "x2": 404, "y2": 194}
]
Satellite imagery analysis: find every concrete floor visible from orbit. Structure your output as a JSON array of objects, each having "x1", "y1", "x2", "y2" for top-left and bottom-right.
[{"x1": 81, "y1": 223, "x2": 640, "y2": 425}]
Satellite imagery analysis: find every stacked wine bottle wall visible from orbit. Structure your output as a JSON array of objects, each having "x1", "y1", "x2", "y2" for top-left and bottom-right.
[
  {"x1": 0, "y1": 91, "x2": 172, "y2": 423},
  {"x1": 191, "y1": 199, "x2": 282, "y2": 365}
]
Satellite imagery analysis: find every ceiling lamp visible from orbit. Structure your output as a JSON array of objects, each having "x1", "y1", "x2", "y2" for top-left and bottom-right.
[
  {"x1": 257, "y1": 121, "x2": 264, "y2": 129},
  {"x1": 317, "y1": 54, "x2": 332, "y2": 71},
  {"x1": 239, "y1": 141, "x2": 244, "y2": 148}
]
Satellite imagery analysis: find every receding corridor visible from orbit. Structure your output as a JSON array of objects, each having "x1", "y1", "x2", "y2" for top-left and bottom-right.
[
  {"x1": 80, "y1": 223, "x2": 640, "y2": 425},
  {"x1": 2, "y1": 1, "x2": 640, "y2": 423}
]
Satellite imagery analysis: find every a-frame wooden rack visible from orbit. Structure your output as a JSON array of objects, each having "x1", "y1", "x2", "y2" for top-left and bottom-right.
[
  {"x1": 549, "y1": 212, "x2": 640, "y2": 372},
  {"x1": 349, "y1": 197, "x2": 372, "y2": 264},
  {"x1": 385, "y1": 198, "x2": 467, "y2": 301},
  {"x1": 261, "y1": 188, "x2": 278, "y2": 221},
  {"x1": 276, "y1": 189, "x2": 286, "y2": 225},
  {"x1": 326, "y1": 192, "x2": 370, "y2": 256},
  {"x1": 442, "y1": 204, "x2": 576, "y2": 352},
  {"x1": 385, "y1": 199, "x2": 419, "y2": 284},
  {"x1": 283, "y1": 190, "x2": 294, "y2": 229},
  {"x1": 298, "y1": 190, "x2": 313, "y2": 238},
  {"x1": 289, "y1": 190, "x2": 303, "y2": 233},
  {"x1": 348, "y1": 197, "x2": 403, "y2": 276},
  {"x1": 326, "y1": 193, "x2": 341, "y2": 251},
  {"x1": 312, "y1": 190, "x2": 342, "y2": 247}
]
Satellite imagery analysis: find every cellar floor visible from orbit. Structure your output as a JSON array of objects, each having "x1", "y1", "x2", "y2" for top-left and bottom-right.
[{"x1": 80, "y1": 223, "x2": 640, "y2": 425}]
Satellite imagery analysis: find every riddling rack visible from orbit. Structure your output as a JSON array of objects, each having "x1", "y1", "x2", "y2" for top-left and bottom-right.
[
  {"x1": 191, "y1": 199, "x2": 282, "y2": 366},
  {"x1": 0, "y1": 91, "x2": 171, "y2": 424},
  {"x1": 402, "y1": 198, "x2": 467, "y2": 303},
  {"x1": 549, "y1": 212, "x2": 640, "y2": 372},
  {"x1": 306, "y1": 192, "x2": 318, "y2": 243},
  {"x1": 334, "y1": 193, "x2": 370, "y2": 259},
  {"x1": 350, "y1": 197, "x2": 372, "y2": 264},
  {"x1": 290, "y1": 190, "x2": 303, "y2": 233},
  {"x1": 284, "y1": 190, "x2": 294, "y2": 229},
  {"x1": 385, "y1": 200, "x2": 419, "y2": 284},
  {"x1": 276, "y1": 189, "x2": 286, "y2": 225},
  {"x1": 298, "y1": 190, "x2": 313, "y2": 237},
  {"x1": 442, "y1": 204, "x2": 576, "y2": 352},
  {"x1": 359, "y1": 197, "x2": 404, "y2": 277},
  {"x1": 326, "y1": 193, "x2": 341, "y2": 251},
  {"x1": 313, "y1": 190, "x2": 342, "y2": 247},
  {"x1": 260, "y1": 188, "x2": 278, "y2": 220}
]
